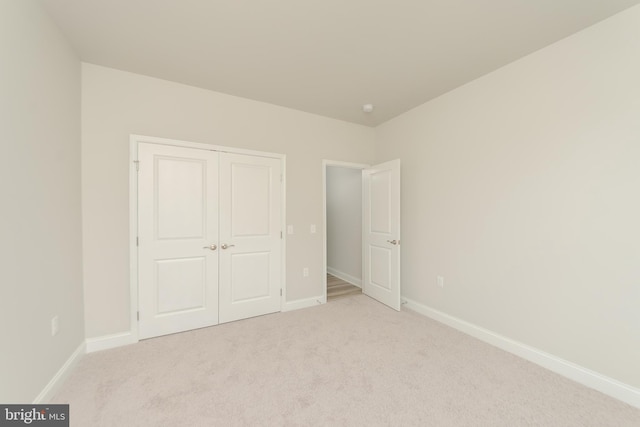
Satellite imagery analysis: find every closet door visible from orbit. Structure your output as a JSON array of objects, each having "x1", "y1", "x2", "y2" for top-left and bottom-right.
[
  {"x1": 138, "y1": 143, "x2": 219, "y2": 339},
  {"x1": 218, "y1": 153, "x2": 283, "y2": 323}
]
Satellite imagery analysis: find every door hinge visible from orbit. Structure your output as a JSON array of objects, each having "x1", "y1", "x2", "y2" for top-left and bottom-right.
[
  {"x1": 134, "y1": 160, "x2": 140, "y2": 171},
  {"x1": 137, "y1": 311, "x2": 139, "y2": 321},
  {"x1": 280, "y1": 289, "x2": 283, "y2": 296},
  {"x1": 136, "y1": 236, "x2": 139, "y2": 246},
  {"x1": 280, "y1": 174, "x2": 283, "y2": 182},
  {"x1": 280, "y1": 231, "x2": 283, "y2": 239}
]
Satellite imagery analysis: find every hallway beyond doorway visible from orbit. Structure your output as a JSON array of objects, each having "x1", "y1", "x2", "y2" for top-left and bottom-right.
[{"x1": 327, "y1": 274, "x2": 361, "y2": 301}]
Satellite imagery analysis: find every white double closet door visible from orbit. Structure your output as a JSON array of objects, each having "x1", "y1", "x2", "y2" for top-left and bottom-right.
[{"x1": 137, "y1": 142, "x2": 282, "y2": 340}]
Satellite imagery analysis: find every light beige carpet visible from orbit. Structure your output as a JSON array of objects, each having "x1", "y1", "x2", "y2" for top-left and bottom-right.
[{"x1": 53, "y1": 295, "x2": 640, "y2": 426}]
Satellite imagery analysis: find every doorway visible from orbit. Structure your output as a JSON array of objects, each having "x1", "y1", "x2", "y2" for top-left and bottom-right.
[
  {"x1": 322, "y1": 161, "x2": 368, "y2": 302},
  {"x1": 322, "y1": 159, "x2": 402, "y2": 310}
]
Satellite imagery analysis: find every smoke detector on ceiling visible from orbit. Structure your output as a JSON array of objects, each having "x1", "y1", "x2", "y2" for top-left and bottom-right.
[{"x1": 362, "y1": 104, "x2": 374, "y2": 113}]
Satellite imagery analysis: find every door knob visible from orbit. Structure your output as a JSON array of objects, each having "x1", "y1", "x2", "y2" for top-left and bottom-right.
[
  {"x1": 221, "y1": 243, "x2": 235, "y2": 250},
  {"x1": 387, "y1": 239, "x2": 399, "y2": 245},
  {"x1": 202, "y1": 244, "x2": 217, "y2": 251}
]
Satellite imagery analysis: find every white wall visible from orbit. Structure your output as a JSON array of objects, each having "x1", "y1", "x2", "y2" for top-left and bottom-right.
[
  {"x1": 326, "y1": 166, "x2": 362, "y2": 284},
  {"x1": 5, "y1": 0, "x2": 634, "y2": 404},
  {"x1": 81, "y1": 64, "x2": 375, "y2": 338},
  {"x1": 0, "y1": 0, "x2": 84, "y2": 402},
  {"x1": 376, "y1": 5, "x2": 640, "y2": 388}
]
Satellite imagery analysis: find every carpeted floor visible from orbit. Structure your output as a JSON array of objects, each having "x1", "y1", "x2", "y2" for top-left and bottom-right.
[{"x1": 53, "y1": 294, "x2": 640, "y2": 426}]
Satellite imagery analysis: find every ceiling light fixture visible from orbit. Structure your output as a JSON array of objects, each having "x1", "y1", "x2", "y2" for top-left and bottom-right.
[{"x1": 362, "y1": 104, "x2": 374, "y2": 113}]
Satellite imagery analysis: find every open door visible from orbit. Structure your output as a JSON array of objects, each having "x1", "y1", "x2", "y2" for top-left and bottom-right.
[{"x1": 362, "y1": 159, "x2": 401, "y2": 311}]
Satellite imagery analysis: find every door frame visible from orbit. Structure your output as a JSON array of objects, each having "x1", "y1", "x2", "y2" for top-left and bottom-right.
[
  {"x1": 321, "y1": 160, "x2": 370, "y2": 303},
  {"x1": 129, "y1": 134, "x2": 286, "y2": 342}
]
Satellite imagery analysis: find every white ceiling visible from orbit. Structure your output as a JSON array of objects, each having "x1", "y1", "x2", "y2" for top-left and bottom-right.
[{"x1": 39, "y1": 0, "x2": 640, "y2": 126}]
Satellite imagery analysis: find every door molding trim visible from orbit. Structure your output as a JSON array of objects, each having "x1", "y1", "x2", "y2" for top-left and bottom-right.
[
  {"x1": 322, "y1": 160, "x2": 369, "y2": 304},
  {"x1": 129, "y1": 134, "x2": 286, "y2": 343}
]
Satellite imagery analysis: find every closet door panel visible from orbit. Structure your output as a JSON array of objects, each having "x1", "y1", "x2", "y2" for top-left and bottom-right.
[
  {"x1": 219, "y1": 153, "x2": 282, "y2": 323},
  {"x1": 138, "y1": 143, "x2": 219, "y2": 339}
]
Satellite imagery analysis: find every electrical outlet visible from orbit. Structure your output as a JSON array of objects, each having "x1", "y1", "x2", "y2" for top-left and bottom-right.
[
  {"x1": 51, "y1": 316, "x2": 59, "y2": 336},
  {"x1": 287, "y1": 225, "x2": 294, "y2": 235},
  {"x1": 437, "y1": 276, "x2": 444, "y2": 288},
  {"x1": 303, "y1": 267, "x2": 309, "y2": 277},
  {"x1": 310, "y1": 224, "x2": 316, "y2": 234}
]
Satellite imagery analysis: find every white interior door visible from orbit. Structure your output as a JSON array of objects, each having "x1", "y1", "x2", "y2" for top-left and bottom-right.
[
  {"x1": 362, "y1": 159, "x2": 401, "y2": 311},
  {"x1": 218, "y1": 153, "x2": 283, "y2": 323},
  {"x1": 138, "y1": 143, "x2": 219, "y2": 339}
]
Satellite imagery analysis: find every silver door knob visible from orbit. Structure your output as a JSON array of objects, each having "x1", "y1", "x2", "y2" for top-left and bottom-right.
[
  {"x1": 387, "y1": 239, "x2": 399, "y2": 245},
  {"x1": 202, "y1": 244, "x2": 217, "y2": 251},
  {"x1": 221, "y1": 243, "x2": 235, "y2": 250}
]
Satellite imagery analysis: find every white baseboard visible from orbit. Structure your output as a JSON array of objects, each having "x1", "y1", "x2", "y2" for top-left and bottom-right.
[
  {"x1": 283, "y1": 296, "x2": 324, "y2": 312},
  {"x1": 33, "y1": 342, "x2": 85, "y2": 404},
  {"x1": 402, "y1": 297, "x2": 640, "y2": 409},
  {"x1": 85, "y1": 331, "x2": 138, "y2": 353},
  {"x1": 327, "y1": 267, "x2": 362, "y2": 288}
]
